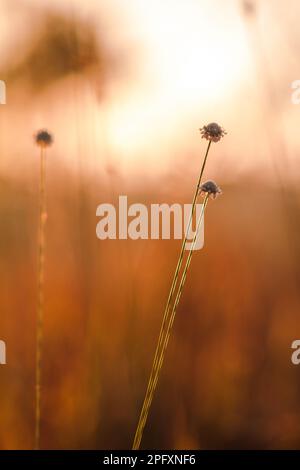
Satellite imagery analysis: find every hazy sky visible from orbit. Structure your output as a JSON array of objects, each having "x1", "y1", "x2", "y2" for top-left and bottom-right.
[{"x1": 0, "y1": 0, "x2": 299, "y2": 181}]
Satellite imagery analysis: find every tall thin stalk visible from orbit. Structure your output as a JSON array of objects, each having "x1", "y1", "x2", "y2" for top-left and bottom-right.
[
  {"x1": 133, "y1": 195, "x2": 209, "y2": 450},
  {"x1": 34, "y1": 130, "x2": 52, "y2": 450},
  {"x1": 132, "y1": 123, "x2": 225, "y2": 450},
  {"x1": 133, "y1": 140, "x2": 211, "y2": 435},
  {"x1": 35, "y1": 146, "x2": 47, "y2": 450}
]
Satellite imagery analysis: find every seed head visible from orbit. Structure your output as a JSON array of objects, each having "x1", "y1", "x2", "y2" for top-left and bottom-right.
[
  {"x1": 242, "y1": 0, "x2": 255, "y2": 16},
  {"x1": 199, "y1": 180, "x2": 222, "y2": 199},
  {"x1": 199, "y1": 123, "x2": 226, "y2": 142},
  {"x1": 35, "y1": 130, "x2": 53, "y2": 148}
]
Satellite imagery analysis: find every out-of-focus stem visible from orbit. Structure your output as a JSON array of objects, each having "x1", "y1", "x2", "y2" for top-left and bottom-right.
[{"x1": 35, "y1": 147, "x2": 47, "y2": 450}]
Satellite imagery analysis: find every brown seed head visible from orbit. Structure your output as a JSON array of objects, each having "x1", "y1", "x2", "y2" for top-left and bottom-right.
[
  {"x1": 199, "y1": 180, "x2": 222, "y2": 199},
  {"x1": 199, "y1": 123, "x2": 226, "y2": 142},
  {"x1": 35, "y1": 130, "x2": 53, "y2": 148}
]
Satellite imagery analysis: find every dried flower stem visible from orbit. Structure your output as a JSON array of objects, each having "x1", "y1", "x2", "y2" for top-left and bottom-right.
[
  {"x1": 35, "y1": 146, "x2": 47, "y2": 450},
  {"x1": 133, "y1": 195, "x2": 209, "y2": 450},
  {"x1": 132, "y1": 142, "x2": 211, "y2": 450}
]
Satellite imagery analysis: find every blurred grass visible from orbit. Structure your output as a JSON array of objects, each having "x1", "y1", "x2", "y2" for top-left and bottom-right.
[
  {"x1": 0, "y1": 170, "x2": 300, "y2": 449},
  {"x1": 1, "y1": 0, "x2": 300, "y2": 451}
]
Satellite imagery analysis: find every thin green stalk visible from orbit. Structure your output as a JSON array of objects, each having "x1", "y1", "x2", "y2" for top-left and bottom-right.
[
  {"x1": 135, "y1": 197, "x2": 209, "y2": 449},
  {"x1": 152, "y1": 140, "x2": 212, "y2": 373},
  {"x1": 35, "y1": 146, "x2": 47, "y2": 450},
  {"x1": 155, "y1": 194, "x2": 209, "y2": 378},
  {"x1": 132, "y1": 142, "x2": 211, "y2": 450},
  {"x1": 132, "y1": 191, "x2": 209, "y2": 450},
  {"x1": 133, "y1": 196, "x2": 208, "y2": 450}
]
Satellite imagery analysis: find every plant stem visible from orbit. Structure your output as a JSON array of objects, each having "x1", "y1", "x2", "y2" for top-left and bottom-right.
[
  {"x1": 133, "y1": 195, "x2": 208, "y2": 450},
  {"x1": 132, "y1": 141, "x2": 211, "y2": 449},
  {"x1": 35, "y1": 147, "x2": 47, "y2": 450}
]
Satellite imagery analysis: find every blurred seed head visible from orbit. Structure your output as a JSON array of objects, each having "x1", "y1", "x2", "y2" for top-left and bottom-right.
[
  {"x1": 2, "y1": 9, "x2": 117, "y2": 97},
  {"x1": 199, "y1": 180, "x2": 222, "y2": 199},
  {"x1": 199, "y1": 123, "x2": 227, "y2": 142},
  {"x1": 242, "y1": 0, "x2": 256, "y2": 17},
  {"x1": 35, "y1": 130, "x2": 53, "y2": 148}
]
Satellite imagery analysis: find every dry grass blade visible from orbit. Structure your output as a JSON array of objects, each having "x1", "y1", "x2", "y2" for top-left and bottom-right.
[
  {"x1": 133, "y1": 194, "x2": 209, "y2": 449},
  {"x1": 34, "y1": 130, "x2": 53, "y2": 450},
  {"x1": 133, "y1": 123, "x2": 226, "y2": 450}
]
